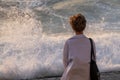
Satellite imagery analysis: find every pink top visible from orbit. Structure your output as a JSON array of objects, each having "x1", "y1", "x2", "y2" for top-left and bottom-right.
[{"x1": 61, "y1": 34, "x2": 96, "y2": 80}]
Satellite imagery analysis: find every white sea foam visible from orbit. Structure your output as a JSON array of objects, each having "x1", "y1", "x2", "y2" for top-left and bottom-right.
[{"x1": 0, "y1": 0, "x2": 120, "y2": 79}]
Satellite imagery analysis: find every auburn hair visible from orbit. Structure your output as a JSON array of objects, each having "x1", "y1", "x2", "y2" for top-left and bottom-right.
[{"x1": 69, "y1": 13, "x2": 86, "y2": 32}]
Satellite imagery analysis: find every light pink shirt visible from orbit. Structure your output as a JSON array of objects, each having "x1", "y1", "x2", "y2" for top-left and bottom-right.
[{"x1": 61, "y1": 34, "x2": 96, "y2": 80}]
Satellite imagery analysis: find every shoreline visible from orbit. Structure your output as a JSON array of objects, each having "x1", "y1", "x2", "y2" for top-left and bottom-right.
[{"x1": 18, "y1": 71, "x2": 120, "y2": 80}]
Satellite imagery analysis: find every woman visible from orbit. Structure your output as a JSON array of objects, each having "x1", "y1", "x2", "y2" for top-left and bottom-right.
[{"x1": 61, "y1": 13, "x2": 96, "y2": 80}]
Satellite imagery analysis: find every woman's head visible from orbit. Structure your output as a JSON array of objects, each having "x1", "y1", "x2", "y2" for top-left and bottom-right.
[{"x1": 69, "y1": 13, "x2": 86, "y2": 33}]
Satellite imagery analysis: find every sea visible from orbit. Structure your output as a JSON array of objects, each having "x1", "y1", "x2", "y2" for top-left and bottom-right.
[{"x1": 0, "y1": 0, "x2": 120, "y2": 80}]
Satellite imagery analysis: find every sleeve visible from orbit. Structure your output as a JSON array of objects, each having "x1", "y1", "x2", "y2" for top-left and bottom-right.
[{"x1": 63, "y1": 41, "x2": 69, "y2": 69}]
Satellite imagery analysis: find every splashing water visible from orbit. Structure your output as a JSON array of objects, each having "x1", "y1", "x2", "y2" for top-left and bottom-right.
[{"x1": 0, "y1": 0, "x2": 120, "y2": 79}]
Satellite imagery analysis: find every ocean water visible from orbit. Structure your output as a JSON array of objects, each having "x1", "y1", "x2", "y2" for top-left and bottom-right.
[{"x1": 0, "y1": 0, "x2": 120, "y2": 79}]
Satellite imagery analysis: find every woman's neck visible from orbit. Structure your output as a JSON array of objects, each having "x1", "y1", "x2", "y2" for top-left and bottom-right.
[{"x1": 75, "y1": 32, "x2": 83, "y2": 35}]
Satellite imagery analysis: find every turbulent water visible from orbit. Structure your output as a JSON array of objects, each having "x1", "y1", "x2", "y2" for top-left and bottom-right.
[{"x1": 0, "y1": 0, "x2": 120, "y2": 79}]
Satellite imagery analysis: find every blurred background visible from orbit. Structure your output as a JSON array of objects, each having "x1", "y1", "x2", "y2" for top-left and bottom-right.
[{"x1": 0, "y1": 0, "x2": 120, "y2": 79}]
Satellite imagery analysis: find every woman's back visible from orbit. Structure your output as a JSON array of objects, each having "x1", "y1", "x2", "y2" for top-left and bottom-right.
[
  {"x1": 61, "y1": 34, "x2": 93, "y2": 80},
  {"x1": 68, "y1": 34, "x2": 91, "y2": 63}
]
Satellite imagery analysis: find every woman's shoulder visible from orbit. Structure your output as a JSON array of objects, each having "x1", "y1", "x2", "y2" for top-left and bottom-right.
[
  {"x1": 65, "y1": 34, "x2": 89, "y2": 45},
  {"x1": 68, "y1": 34, "x2": 88, "y2": 40}
]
